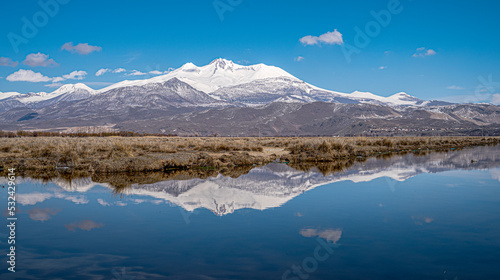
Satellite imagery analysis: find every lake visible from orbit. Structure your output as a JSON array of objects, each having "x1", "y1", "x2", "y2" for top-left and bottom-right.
[{"x1": 1, "y1": 145, "x2": 500, "y2": 279}]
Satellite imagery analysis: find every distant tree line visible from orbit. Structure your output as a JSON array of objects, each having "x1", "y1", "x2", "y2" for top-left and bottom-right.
[{"x1": 0, "y1": 130, "x2": 178, "y2": 138}]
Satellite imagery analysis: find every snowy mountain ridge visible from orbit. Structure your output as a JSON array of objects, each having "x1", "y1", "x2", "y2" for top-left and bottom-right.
[
  {"x1": 4, "y1": 58, "x2": 497, "y2": 135},
  {"x1": 96, "y1": 58, "x2": 427, "y2": 107},
  {"x1": 0, "y1": 59, "x2": 433, "y2": 110},
  {"x1": 97, "y1": 58, "x2": 298, "y2": 94}
]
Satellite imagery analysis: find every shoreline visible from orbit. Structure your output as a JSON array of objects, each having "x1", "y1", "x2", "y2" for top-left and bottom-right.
[{"x1": 1, "y1": 136, "x2": 499, "y2": 177}]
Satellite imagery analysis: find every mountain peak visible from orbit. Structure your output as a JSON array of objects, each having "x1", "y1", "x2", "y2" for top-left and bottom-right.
[
  {"x1": 391, "y1": 92, "x2": 411, "y2": 97},
  {"x1": 179, "y1": 62, "x2": 198, "y2": 71},
  {"x1": 52, "y1": 83, "x2": 94, "y2": 95},
  {"x1": 97, "y1": 58, "x2": 298, "y2": 94},
  {"x1": 388, "y1": 92, "x2": 421, "y2": 100},
  {"x1": 209, "y1": 58, "x2": 234, "y2": 70},
  {"x1": 210, "y1": 58, "x2": 233, "y2": 64}
]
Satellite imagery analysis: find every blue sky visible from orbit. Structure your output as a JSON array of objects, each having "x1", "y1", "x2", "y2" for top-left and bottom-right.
[{"x1": 1, "y1": 0, "x2": 499, "y2": 103}]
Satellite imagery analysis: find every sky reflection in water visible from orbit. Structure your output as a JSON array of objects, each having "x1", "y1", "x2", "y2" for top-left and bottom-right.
[{"x1": 1, "y1": 146, "x2": 500, "y2": 279}]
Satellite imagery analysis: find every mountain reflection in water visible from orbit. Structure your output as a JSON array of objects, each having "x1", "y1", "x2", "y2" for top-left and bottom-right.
[{"x1": 11, "y1": 145, "x2": 500, "y2": 216}]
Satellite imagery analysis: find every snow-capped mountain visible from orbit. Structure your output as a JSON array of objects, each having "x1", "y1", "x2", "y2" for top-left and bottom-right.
[
  {"x1": 0, "y1": 83, "x2": 96, "y2": 113},
  {"x1": 2, "y1": 58, "x2": 499, "y2": 135},
  {"x1": 0, "y1": 91, "x2": 21, "y2": 101},
  {"x1": 61, "y1": 78, "x2": 227, "y2": 112},
  {"x1": 99, "y1": 58, "x2": 298, "y2": 94},
  {"x1": 47, "y1": 83, "x2": 97, "y2": 102},
  {"x1": 94, "y1": 58, "x2": 428, "y2": 107},
  {"x1": 0, "y1": 58, "x2": 438, "y2": 113}
]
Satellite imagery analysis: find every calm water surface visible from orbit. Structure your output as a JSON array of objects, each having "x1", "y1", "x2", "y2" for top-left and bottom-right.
[{"x1": 1, "y1": 146, "x2": 500, "y2": 279}]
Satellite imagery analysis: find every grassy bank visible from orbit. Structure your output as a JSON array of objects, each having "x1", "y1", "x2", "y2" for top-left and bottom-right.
[{"x1": 1, "y1": 136, "x2": 499, "y2": 175}]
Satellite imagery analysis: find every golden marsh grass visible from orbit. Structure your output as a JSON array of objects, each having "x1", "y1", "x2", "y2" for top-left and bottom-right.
[{"x1": 1, "y1": 136, "x2": 499, "y2": 175}]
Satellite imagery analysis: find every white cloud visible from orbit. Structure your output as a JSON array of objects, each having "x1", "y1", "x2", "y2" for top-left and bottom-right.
[
  {"x1": 65, "y1": 196, "x2": 89, "y2": 204},
  {"x1": 300, "y1": 29, "x2": 343, "y2": 46},
  {"x1": 52, "y1": 76, "x2": 65, "y2": 82},
  {"x1": 96, "y1": 68, "x2": 128, "y2": 76},
  {"x1": 7, "y1": 69, "x2": 87, "y2": 84},
  {"x1": 23, "y1": 53, "x2": 59, "y2": 67},
  {"x1": 96, "y1": 68, "x2": 111, "y2": 76},
  {"x1": 127, "y1": 70, "x2": 147, "y2": 76},
  {"x1": 61, "y1": 42, "x2": 102, "y2": 55},
  {"x1": 65, "y1": 220, "x2": 104, "y2": 231},
  {"x1": 62, "y1": 70, "x2": 87, "y2": 80},
  {"x1": 379, "y1": 66, "x2": 387, "y2": 70},
  {"x1": 6, "y1": 69, "x2": 52, "y2": 82},
  {"x1": 17, "y1": 193, "x2": 53, "y2": 205},
  {"x1": 0, "y1": 57, "x2": 18, "y2": 67},
  {"x1": 427, "y1": 49, "x2": 437, "y2": 55},
  {"x1": 16, "y1": 191, "x2": 91, "y2": 207},
  {"x1": 44, "y1": 83, "x2": 64, "y2": 88},
  {"x1": 300, "y1": 228, "x2": 343, "y2": 244},
  {"x1": 149, "y1": 70, "x2": 163, "y2": 75},
  {"x1": 115, "y1": 201, "x2": 127, "y2": 206},
  {"x1": 27, "y1": 208, "x2": 60, "y2": 222},
  {"x1": 294, "y1": 56, "x2": 305, "y2": 62},
  {"x1": 54, "y1": 193, "x2": 89, "y2": 204},
  {"x1": 413, "y1": 47, "x2": 437, "y2": 58},
  {"x1": 447, "y1": 85, "x2": 465, "y2": 90},
  {"x1": 97, "y1": 199, "x2": 110, "y2": 206}
]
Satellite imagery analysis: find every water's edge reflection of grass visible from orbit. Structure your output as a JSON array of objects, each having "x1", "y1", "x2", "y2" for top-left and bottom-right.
[
  {"x1": 2, "y1": 136, "x2": 499, "y2": 173},
  {"x1": 4, "y1": 145, "x2": 496, "y2": 195},
  {"x1": 1, "y1": 137, "x2": 499, "y2": 194}
]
